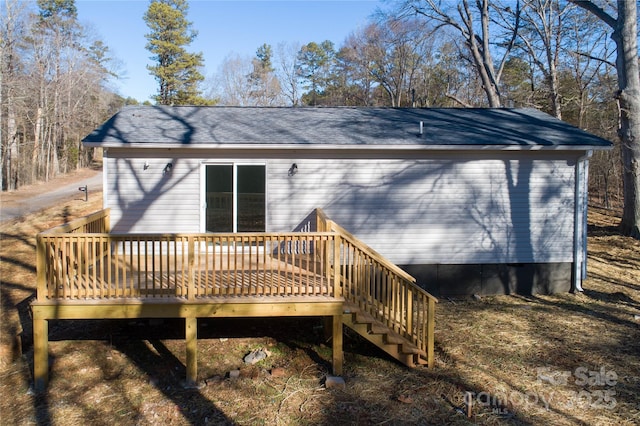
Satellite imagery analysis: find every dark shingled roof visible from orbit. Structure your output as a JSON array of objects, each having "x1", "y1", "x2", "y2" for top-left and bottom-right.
[{"x1": 82, "y1": 106, "x2": 613, "y2": 150}]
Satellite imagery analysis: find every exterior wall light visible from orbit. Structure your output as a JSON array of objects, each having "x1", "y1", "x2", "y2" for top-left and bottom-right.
[
  {"x1": 163, "y1": 162, "x2": 173, "y2": 175},
  {"x1": 288, "y1": 163, "x2": 298, "y2": 176}
]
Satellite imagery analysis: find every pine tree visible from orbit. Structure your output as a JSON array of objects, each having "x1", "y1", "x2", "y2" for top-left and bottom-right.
[
  {"x1": 143, "y1": 0, "x2": 211, "y2": 105},
  {"x1": 248, "y1": 44, "x2": 282, "y2": 105},
  {"x1": 296, "y1": 41, "x2": 335, "y2": 106}
]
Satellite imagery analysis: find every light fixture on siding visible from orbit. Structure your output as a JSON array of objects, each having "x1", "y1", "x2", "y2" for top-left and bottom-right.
[
  {"x1": 144, "y1": 161, "x2": 149, "y2": 170},
  {"x1": 288, "y1": 163, "x2": 298, "y2": 176},
  {"x1": 163, "y1": 162, "x2": 173, "y2": 175}
]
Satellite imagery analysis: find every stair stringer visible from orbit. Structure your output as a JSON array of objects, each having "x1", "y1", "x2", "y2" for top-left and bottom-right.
[{"x1": 342, "y1": 302, "x2": 428, "y2": 368}]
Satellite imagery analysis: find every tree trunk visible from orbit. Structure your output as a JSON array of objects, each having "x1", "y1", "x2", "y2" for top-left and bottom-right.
[
  {"x1": 542, "y1": 0, "x2": 562, "y2": 119},
  {"x1": 414, "y1": 0, "x2": 521, "y2": 107},
  {"x1": 7, "y1": 102, "x2": 18, "y2": 190},
  {"x1": 571, "y1": 0, "x2": 640, "y2": 238},
  {"x1": 465, "y1": 0, "x2": 502, "y2": 107},
  {"x1": 614, "y1": 0, "x2": 640, "y2": 237},
  {"x1": 33, "y1": 107, "x2": 42, "y2": 182},
  {"x1": 0, "y1": 37, "x2": 3, "y2": 192}
]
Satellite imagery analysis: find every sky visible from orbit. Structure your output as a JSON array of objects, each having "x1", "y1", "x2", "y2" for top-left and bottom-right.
[{"x1": 75, "y1": 0, "x2": 384, "y2": 102}]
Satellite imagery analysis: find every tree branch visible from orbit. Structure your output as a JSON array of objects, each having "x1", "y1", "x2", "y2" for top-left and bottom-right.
[
  {"x1": 495, "y1": 0, "x2": 521, "y2": 83},
  {"x1": 567, "y1": 0, "x2": 616, "y2": 29},
  {"x1": 572, "y1": 50, "x2": 616, "y2": 68},
  {"x1": 445, "y1": 93, "x2": 473, "y2": 108}
]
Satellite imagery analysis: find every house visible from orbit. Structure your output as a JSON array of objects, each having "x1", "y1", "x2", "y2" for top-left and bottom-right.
[
  {"x1": 31, "y1": 106, "x2": 610, "y2": 391},
  {"x1": 83, "y1": 106, "x2": 611, "y2": 296}
]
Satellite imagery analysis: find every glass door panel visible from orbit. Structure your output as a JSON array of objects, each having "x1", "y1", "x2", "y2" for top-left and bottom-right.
[
  {"x1": 237, "y1": 165, "x2": 265, "y2": 232},
  {"x1": 206, "y1": 165, "x2": 233, "y2": 232}
]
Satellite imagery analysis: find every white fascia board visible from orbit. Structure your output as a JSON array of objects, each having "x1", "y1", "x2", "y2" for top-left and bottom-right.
[{"x1": 83, "y1": 142, "x2": 612, "y2": 151}]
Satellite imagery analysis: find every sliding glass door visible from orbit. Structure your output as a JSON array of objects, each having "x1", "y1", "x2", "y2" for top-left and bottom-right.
[{"x1": 205, "y1": 164, "x2": 265, "y2": 232}]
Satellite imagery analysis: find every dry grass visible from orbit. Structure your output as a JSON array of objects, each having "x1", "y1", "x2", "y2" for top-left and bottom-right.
[{"x1": 1, "y1": 179, "x2": 639, "y2": 425}]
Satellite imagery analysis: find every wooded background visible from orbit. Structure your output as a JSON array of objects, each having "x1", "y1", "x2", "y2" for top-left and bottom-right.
[{"x1": 0, "y1": 0, "x2": 634, "y2": 215}]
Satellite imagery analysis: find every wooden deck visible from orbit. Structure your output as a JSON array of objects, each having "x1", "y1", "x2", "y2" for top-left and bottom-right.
[{"x1": 32, "y1": 208, "x2": 437, "y2": 392}]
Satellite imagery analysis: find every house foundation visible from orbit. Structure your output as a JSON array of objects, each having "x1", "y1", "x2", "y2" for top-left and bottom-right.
[{"x1": 402, "y1": 262, "x2": 572, "y2": 297}]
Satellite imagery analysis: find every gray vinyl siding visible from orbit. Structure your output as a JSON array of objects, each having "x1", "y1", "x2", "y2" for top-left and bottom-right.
[
  {"x1": 105, "y1": 151, "x2": 201, "y2": 233},
  {"x1": 105, "y1": 149, "x2": 577, "y2": 265},
  {"x1": 266, "y1": 153, "x2": 576, "y2": 265}
]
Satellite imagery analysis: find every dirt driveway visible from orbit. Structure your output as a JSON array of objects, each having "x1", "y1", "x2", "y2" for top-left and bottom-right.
[{"x1": 0, "y1": 168, "x2": 102, "y2": 223}]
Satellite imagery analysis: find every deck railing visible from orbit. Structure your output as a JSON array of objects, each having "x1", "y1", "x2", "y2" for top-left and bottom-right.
[
  {"x1": 36, "y1": 208, "x2": 436, "y2": 366},
  {"x1": 37, "y1": 232, "x2": 340, "y2": 302},
  {"x1": 40, "y1": 208, "x2": 111, "y2": 234},
  {"x1": 316, "y1": 209, "x2": 437, "y2": 366}
]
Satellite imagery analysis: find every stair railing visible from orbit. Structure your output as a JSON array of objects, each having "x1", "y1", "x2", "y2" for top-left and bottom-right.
[{"x1": 316, "y1": 209, "x2": 437, "y2": 367}]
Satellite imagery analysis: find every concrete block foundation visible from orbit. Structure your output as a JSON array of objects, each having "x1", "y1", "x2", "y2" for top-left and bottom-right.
[{"x1": 400, "y1": 263, "x2": 572, "y2": 297}]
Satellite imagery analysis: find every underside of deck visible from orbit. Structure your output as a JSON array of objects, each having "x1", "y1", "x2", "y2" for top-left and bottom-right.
[{"x1": 31, "y1": 295, "x2": 345, "y2": 392}]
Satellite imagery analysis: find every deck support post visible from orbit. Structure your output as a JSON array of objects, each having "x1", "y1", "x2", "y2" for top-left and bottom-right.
[
  {"x1": 185, "y1": 316, "x2": 197, "y2": 385},
  {"x1": 331, "y1": 314, "x2": 343, "y2": 376},
  {"x1": 33, "y1": 317, "x2": 48, "y2": 393}
]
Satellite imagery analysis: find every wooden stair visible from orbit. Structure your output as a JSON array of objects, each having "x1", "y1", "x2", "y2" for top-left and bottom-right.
[{"x1": 342, "y1": 302, "x2": 428, "y2": 368}]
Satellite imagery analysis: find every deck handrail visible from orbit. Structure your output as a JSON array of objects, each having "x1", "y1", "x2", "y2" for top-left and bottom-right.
[
  {"x1": 41, "y1": 208, "x2": 111, "y2": 234},
  {"x1": 315, "y1": 208, "x2": 437, "y2": 366},
  {"x1": 36, "y1": 230, "x2": 341, "y2": 302},
  {"x1": 316, "y1": 209, "x2": 416, "y2": 283}
]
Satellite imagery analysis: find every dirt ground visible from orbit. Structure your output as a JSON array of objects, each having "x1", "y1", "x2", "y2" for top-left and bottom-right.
[{"x1": 0, "y1": 171, "x2": 639, "y2": 425}]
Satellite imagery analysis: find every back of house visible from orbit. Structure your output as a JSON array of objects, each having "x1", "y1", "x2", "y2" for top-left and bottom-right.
[{"x1": 83, "y1": 106, "x2": 612, "y2": 296}]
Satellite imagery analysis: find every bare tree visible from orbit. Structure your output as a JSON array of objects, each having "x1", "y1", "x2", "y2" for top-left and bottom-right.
[
  {"x1": 207, "y1": 44, "x2": 295, "y2": 107},
  {"x1": 209, "y1": 53, "x2": 254, "y2": 106},
  {"x1": 562, "y1": 7, "x2": 615, "y2": 128},
  {"x1": 1, "y1": 0, "x2": 28, "y2": 190},
  {"x1": 559, "y1": 9, "x2": 620, "y2": 209},
  {"x1": 340, "y1": 18, "x2": 435, "y2": 107},
  {"x1": 515, "y1": 0, "x2": 572, "y2": 118},
  {"x1": 274, "y1": 41, "x2": 301, "y2": 106},
  {"x1": 569, "y1": 0, "x2": 640, "y2": 238},
  {"x1": 405, "y1": 0, "x2": 521, "y2": 107},
  {"x1": 338, "y1": 30, "x2": 378, "y2": 106},
  {"x1": 1, "y1": 0, "x2": 121, "y2": 190}
]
